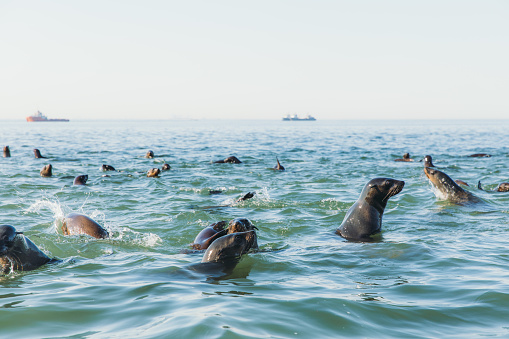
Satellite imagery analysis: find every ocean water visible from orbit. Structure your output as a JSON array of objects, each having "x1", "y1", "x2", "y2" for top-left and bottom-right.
[{"x1": 0, "y1": 119, "x2": 508, "y2": 338}]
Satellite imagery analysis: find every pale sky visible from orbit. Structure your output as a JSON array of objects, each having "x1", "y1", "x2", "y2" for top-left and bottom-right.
[{"x1": 1, "y1": 0, "x2": 507, "y2": 120}]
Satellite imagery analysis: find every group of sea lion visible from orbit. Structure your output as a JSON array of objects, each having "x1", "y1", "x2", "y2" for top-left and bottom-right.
[{"x1": 1, "y1": 148, "x2": 506, "y2": 275}]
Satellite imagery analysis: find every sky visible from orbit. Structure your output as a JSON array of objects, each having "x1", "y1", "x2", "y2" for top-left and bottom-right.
[{"x1": 0, "y1": 0, "x2": 508, "y2": 120}]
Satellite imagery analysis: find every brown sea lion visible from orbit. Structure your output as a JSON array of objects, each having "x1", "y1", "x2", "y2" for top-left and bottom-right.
[
  {"x1": 147, "y1": 168, "x2": 161, "y2": 177},
  {"x1": 394, "y1": 153, "x2": 414, "y2": 162},
  {"x1": 214, "y1": 156, "x2": 242, "y2": 164},
  {"x1": 0, "y1": 225, "x2": 53, "y2": 273},
  {"x1": 61, "y1": 213, "x2": 109, "y2": 239},
  {"x1": 497, "y1": 183, "x2": 509, "y2": 192},
  {"x1": 455, "y1": 179, "x2": 469, "y2": 187},
  {"x1": 162, "y1": 163, "x2": 171, "y2": 171},
  {"x1": 201, "y1": 230, "x2": 257, "y2": 263},
  {"x1": 336, "y1": 178, "x2": 405, "y2": 241},
  {"x1": 101, "y1": 164, "x2": 115, "y2": 171},
  {"x1": 272, "y1": 158, "x2": 285, "y2": 170},
  {"x1": 190, "y1": 221, "x2": 228, "y2": 250},
  {"x1": 423, "y1": 155, "x2": 435, "y2": 167},
  {"x1": 145, "y1": 150, "x2": 154, "y2": 158},
  {"x1": 73, "y1": 175, "x2": 88, "y2": 185},
  {"x1": 33, "y1": 149, "x2": 46, "y2": 158},
  {"x1": 424, "y1": 167, "x2": 480, "y2": 204},
  {"x1": 3, "y1": 146, "x2": 10, "y2": 158},
  {"x1": 40, "y1": 164, "x2": 52, "y2": 177}
]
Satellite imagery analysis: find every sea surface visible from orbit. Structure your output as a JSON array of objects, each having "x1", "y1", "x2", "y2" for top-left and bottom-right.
[{"x1": 1, "y1": 119, "x2": 508, "y2": 338}]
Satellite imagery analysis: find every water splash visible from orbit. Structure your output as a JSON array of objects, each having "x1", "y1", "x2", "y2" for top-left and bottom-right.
[{"x1": 25, "y1": 198, "x2": 65, "y2": 220}]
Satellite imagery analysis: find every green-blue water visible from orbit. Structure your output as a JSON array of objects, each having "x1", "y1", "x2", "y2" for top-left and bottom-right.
[{"x1": 1, "y1": 119, "x2": 508, "y2": 338}]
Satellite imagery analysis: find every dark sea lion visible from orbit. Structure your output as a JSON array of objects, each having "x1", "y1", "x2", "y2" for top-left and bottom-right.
[
  {"x1": 336, "y1": 178, "x2": 405, "y2": 241},
  {"x1": 201, "y1": 230, "x2": 256, "y2": 263},
  {"x1": 190, "y1": 221, "x2": 228, "y2": 250},
  {"x1": 73, "y1": 175, "x2": 88, "y2": 185},
  {"x1": 394, "y1": 153, "x2": 414, "y2": 162},
  {"x1": 424, "y1": 167, "x2": 480, "y2": 204},
  {"x1": 162, "y1": 163, "x2": 171, "y2": 171},
  {"x1": 61, "y1": 213, "x2": 109, "y2": 239},
  {"x1": 214, "y1": 156, "x2": 242, "y2": 164},
  {"x1": 423, "y1": 155, "x2": 435, "y2": 167},
  {"x1": 469, "y1": 153, "x2": 491, "y2": 158},
  {"x1": 209, "y1": 190, "x2": 223, "y2": 195},
  {"x1": 455, "y1": 179, "x2": 469, "y2": 187},
  {"x1": 3, "y1": 146, "x2": 10, "y2": 158},
  {"x1": 226, "y1": 218, "x2": 258, "y2": 249},
  {"x1": 272, "y1": 158, "x2": 285, "y2": 170},
  {"x1": 497, "y1": 183, "x2": 509, "y2": 192},
  {"x1": 33, "y1": 149, "x2": 46, "y2": 158},
  {"x1": 147, "y1": 168, "x2": 161, "y2": 177},
  {"x1": 101, "y1": 164, "x2": 115, "y2": 171},
  {"x1": 145, "y1": 150, "x2": 154, "y2": 158},
  {"x1": 0, "y1": 225, "x2": 53, "y2": 273},
  {"x1": 40, "y1": 164, "x2": 52, "y2": 177}
]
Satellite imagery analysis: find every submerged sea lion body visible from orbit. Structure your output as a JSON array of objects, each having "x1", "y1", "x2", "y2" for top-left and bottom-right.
[
  {"x1": 3, "y1": 146, "x2": 10, "y2": 158},
  {"x1": 424, "y1": 167, "x2": 480, "y2": 204},
  {"x1": 101, "y1": 164, "x2": 115, "y2": 171},
  {"x1": 33, "y1": 149, "x2": 46, "y2": 158},
  {"x1": 214, "y1": 156, "x2": 242, "y2": 164},
  {"x1": 469, "y1": 153, "x2": 491, "y2": 158},
  {"x1": 336, "y1": 178, "x2": 405, "y2": 241},
  {"x1": 0, "y1": 225, "x2": 52, "y2": 273},
  {"x1": 62, "y1": 213, "x2": 109, "y2": 239},
  {"x1": 394, "y1": 153, "x2": 413, "y2": 162},
  {"x1": 73, "y1": 175, "x2": 88, "y2": 185},
  {"x1": 40, "y1": 164, "x2": 52, "y2": 177}
]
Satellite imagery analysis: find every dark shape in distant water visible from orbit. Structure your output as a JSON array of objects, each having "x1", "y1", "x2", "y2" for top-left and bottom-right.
[
  {"x1": 469, "y1": 153, "x2": 491, "y2": 158},
  {"x1": 73, "y1": 175, "x2": 88, "y2": 185},
  {"x1": 145, "y1": 150, "x2": 154, "y2": 158},
  {"x1": 336, "y1": 178, "x2": 405, "y2": 241},
  {"x1": 62, "y1": 213, "x2": 109, "y2": 239},
  {"x1": 214, "y1": 156, "x2": 242, "y2": 164},
  {"x1": 455, "y1": 179, "x2": 469, "y2": 187},
  {"x1": 209, "y1": 190, "x2": 223, "y2": 195},
  {"x1": 162, "y1": 163, "x2": 171, "y2": 171},
  {"x1": 394, "y1": 153, "x2": 414, "y2": 162},
  {"x1": 200, "y1": 192, "x2": 256, "y2": 209},
  {"x1": 424, "y1": 167, "x2": 480, "y2": 204},
  {"x1": 147, "y1": 168, "x2": 160, "y2": 177},
  {"x1": 423, "y1": 155, "x2": 435, "y2": 167},
  {"x1": 272, "y1": 158, "x2": 285, "y2": 171},
  {"x1": 3, "y1": 146, "x2": 10, "y2": 158},
  {"x1": 101, "y1": 164, "x2": 115, "y2": 171},
  {"x1": 0, "y1": 225, "x2": 54, "y2": 273},
  {"x1": 33, "y1": 149, "x2": 46, "y2": 158},
  {"x1": 40, "y1": 164, "x2": 52, "y2": 177}
]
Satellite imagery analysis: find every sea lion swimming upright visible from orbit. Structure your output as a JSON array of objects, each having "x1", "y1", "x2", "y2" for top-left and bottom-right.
[
  {"x1": 201, "y1": 230, "x2": 257, "y2": 263},
  {"x1": 423, "y1": 155, "x2": 435, "y2": 167},
  {"x1": 336, "y1": 178, "x2": 405, "y2": 241},
  {"x1": 162, "y1": 163, "x2": 171, "y2": 171},
  {"x1": 101, "y1": 164, "x2": 115, "y2": 171},
  {"x1": 272, "y1": 158, "x2": 285, "y2": 171},
  {"x1": 394, "y1": 153, "x2": 413, "y2": 162},
  {"x1": 33, "y1": 149, "x2": 46, "y2": 158},
  {"x1": 214, "y1": 156, "x2": 242, "y2": 164},
  {"x1": 61, "y1": 213, "x2": 109, "y2": 239},
  {"x1": 3, "y1": 146, "x2": 10, "y2": 158},
  {"x1": 73, "y1": 175, "x2": 88, "y2": 185},
  {"x1": 147, "y1": 168, "x2": 161, "y2": 177},
  {"x1": 40, "y1": 164, "x2": 52, "y2": 177},
  {"x1": 145, "y1": 150, "x2": 154, "y2": 158},
  {"x1": 0, "y1": 225, "x2": 53, "y2": 273},
  {"x1": 424, "y1": 167, "x2": 480, "y2": 204}
]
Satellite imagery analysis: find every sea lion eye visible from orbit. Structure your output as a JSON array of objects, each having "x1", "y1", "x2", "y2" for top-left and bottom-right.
[{"x1": 384, "y1": 180, "x2": 390, "y2": 186}]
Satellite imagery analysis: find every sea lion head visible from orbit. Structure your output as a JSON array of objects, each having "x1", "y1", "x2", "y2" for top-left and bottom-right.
[
  {"x1": 145, "y1": 150, "x2": 154, "y2": 158},
  {"x1": 361, "y1": 178, "x2": 405, "y2": 212},
  {"x1": 3, "y1": 146, "x2": 10, "y2": 158},
  {"x1": 201, "y1": 230, "x2": 257, "y2": 263},
  {"x1": 274, "y1": 158, "x2": 285, "y2": 171},
  {"x1": 424, "y1": 167, "x2": 460, "y2": 196},
  {"x1": 0, "y1": 225, "x2": 20, "y2": 255},
  {"x1": 423, "y1": 155, "x2": 434, "y2": 167},
  {"x1": 162, "y1": 163, "x2": 171, "y2": 171},
  {"x1": 147, "y1": 168, "x2": 161, "y2": 177},
  {"x1": 40, "y1": 164, "x2": 52, "y2": 177},
  {"x1": 101, "y1": 164, "x2": 115, "y2": 171},
  {"x1": 73, "y1": 175, "x2": 88, "y2": 185},
  {"x1": 497, "y1": 183, "x2": 509, "y2": 192}
]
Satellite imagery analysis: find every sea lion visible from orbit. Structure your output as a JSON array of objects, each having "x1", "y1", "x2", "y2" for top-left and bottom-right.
[
  {"x1": 145, "y1": 150, "x2": 154, "y2": 158},
  {"x1": 424, "y1": 167, "x2": 480, "y2": 204},
  {"x1": 272, "y1": 158, "x2": 285, "y2": 170},
  {"x1": 40, "y1": 164, "x2": 52, "y2": 177},
  {"x1": 455, "y1": 179, "x2": 469, "y2": 187},
  {"x1": 423, "y1": 155, "x2": 435, "y2": 167},
  {"x1": 33, "y1": 149, "x2": 46, "y2": 158},
  {"x1": 73, "y1": 175, "x2": 88, "y2": 185},
  {"x1": 3, "y1": 146, "x2": 10, "y2": 158},
  {"x1": 394, "y1": 153, "x2": 414, "y2": 162},
  {"x1": 0, "y1": 225, "x2": 53, "y2": 273},
  {"x1": 209, "y1": 190, "x2": 223, "y2": 195},
  {"x1": 497, "y1": 183, "x2": 509, "y2": 192},
  {"x1": 469, "y1": 153, "x2": 491, "y2": 157},
  {"x1": 101, "y1": 164, "x2": 115, "y2": 171},
  {"x1": 226, "y1": 218, "x2": 258, "y2": 249},
  {"x1": 201, "y1": 230, "x2": 256, "y2": 263},
  {"x1": 61, "y1": 213, "x2": 109, "y2": 239},
  {"x1": 162, "y1": 163, "x2": 171, "y2": 171},
  {"x1": 336, "y1": 178, "x2": 405, "y2": 241},
  {"x1": 214, "y1": 156, "x2": 242, "y2": 164},
  {"x1": 147, "y1": 168, "x2": 160, "y2": 177},
  {"x1": 190, "y1": 221, "x2": 228, "y2": 250}
]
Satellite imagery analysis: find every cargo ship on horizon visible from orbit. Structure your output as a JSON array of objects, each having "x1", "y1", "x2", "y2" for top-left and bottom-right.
[{"x1": 26, "y1": 111, "x2": 69, "y2": 122}]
